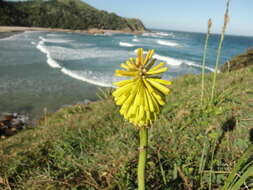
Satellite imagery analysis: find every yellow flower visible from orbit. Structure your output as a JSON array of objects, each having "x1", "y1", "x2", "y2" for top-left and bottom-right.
[{"x1": 113, "y1": 48, "x2": 171, "y2": 127}]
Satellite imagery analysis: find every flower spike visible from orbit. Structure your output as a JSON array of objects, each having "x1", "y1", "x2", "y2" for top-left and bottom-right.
[{"x1": 113, "y1": 48, "x2": 171, "y2": 127}]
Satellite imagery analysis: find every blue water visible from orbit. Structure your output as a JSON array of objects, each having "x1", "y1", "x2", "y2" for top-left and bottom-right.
[
  {"x1": 1, "y1": 29, "x2": 253, "y2": 87},
  {"x1": 0, "y1": 29, "x2": 252, "y2": 115}
]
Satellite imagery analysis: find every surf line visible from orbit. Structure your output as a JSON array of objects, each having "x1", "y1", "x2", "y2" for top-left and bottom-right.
[
  {"x1": 36, "y1": 36, "x2": 115, "y2": 88},
  {"x1": 134, "y1": 49, "x2": 217, "y2": 72}
]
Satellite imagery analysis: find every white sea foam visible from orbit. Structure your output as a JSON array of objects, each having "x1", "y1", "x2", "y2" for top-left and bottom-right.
[
  {"x1": 183, "y1": 62, "x2": 216, "y2": 72},
  {"x1": 119, "y1": 42, "x2": 135, "y2": 47},
  {"x1": 104, "y1": 32, "x2": 113, "y2": 36},
  {"x1": 36, "y1": 40, "x2": 47, "y2": 54},
  {"x1": 40, "y1": 36, "x2": 71, "y2": 44},
  {"x1": 132, "y1": 36, "x2": 140, "y2": 42},
  {"x1": 35, "y1": 36, "x2": 131, "y2": 87},
  {"x1": 155, "y1": 54, "x2": 215, "y2": 71},
  {"x1": 133, "y1": 49, "x2": 215, "y2": 71},
  {"x1": 157, "y1": 40, "x2": 180, "y2": 47},
  {"x1": 134, "y1": 49, "x2": 189, "y2": 66},
  {"x1": 153, "y1": 54, "x2": 184, "y2": 66},
  {"x1": 61, "y1": 68, "x2": 114, "y2": 88},
  {"x1": 36, "y1": 36, "x2": 61, "y2": 68},
  {"x1": 0, "y1": 32, "x2": 25, "y2": 41},
  {"x1": 44, "y1": 38, "x2": 73, "y2": 43},
  {"x1": 39, "y1": 36, "x2": 46, "y2": 41},
  {"x1": 142, "y1": 32, "x2": 174, "y2": 38},
  {"x1": 95, "y1": 32, "x2": 113, "y2": 36},
  {"x1": 156, "y1": 32, "x2": 175, "y2": 38},
  {"x1": 47, "y1": 33, "x2": 66, "y2": 37},
  {"x1": 155, "y1": 32, "x2": 170, "y2": 36},
  {"x1": 142, "y1": 32, "x2": 160, "y2": 38},
  {"x1": 46, "y1": 54, "x2": 61, "y2": 68},
  {"x1": 43, "y1": 45, "x2": 130, "y2": 61},
  {"x1": 36, "y1": 36, "x2": 117, "y2": 86},
  {"x1": 132, "y1": 38, "x2": 139, "y2": 42}
]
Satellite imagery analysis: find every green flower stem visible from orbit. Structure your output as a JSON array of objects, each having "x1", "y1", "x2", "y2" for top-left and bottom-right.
[
  {"x1": 210, "y1": 31, "x2": 225, "y2": 102},
  {"x1": 211, "y1": 0, "x2": 230, "y2": 103},
  {"x1": 201, "y1": 19, "x2": 212, "y2": 105},
  {"x1": 138, "y1": 127, "x2": 148, "y2": 190}
]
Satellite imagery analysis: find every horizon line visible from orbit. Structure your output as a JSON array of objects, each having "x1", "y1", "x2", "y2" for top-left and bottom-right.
[{"x1": 147, "y1": 27, "x2": 253, "y2": 38}]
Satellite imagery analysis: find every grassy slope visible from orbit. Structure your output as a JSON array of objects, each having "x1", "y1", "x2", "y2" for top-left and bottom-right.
[{"x1": 0, "y1": 66, "x2": 253, "y2": 189}]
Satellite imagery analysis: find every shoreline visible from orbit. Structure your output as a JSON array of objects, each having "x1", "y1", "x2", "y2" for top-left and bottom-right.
[
  {"x1": 0, "y1": 26, "x2": 141, "y2": 119},
  {"x1": 0, "y1": 63, "x2": 101, "y2": 119},
  {"x1": 0, "y1": 28, "x2": 105, "y2": 118},
  {"x1": 0, "y1": 26, "x2": 145, "y2": 36},
  {"x1": 0, "y1": 31, "x2": 24, "y2": 39}
]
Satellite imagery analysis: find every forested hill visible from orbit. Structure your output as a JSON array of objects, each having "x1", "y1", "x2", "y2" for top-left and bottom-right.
[{"x1": 0, "y1": 0, "x2": 145, "y2": 31}]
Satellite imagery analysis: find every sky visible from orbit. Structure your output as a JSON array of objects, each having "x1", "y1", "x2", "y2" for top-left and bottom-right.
[{"x1": 83, "y1": 0, "x2": 253, "y2": 36}]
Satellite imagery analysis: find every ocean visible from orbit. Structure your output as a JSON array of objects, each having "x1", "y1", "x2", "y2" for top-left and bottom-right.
[{"x1": 0, "y1": 29, "x2": 252, "y2": 116}]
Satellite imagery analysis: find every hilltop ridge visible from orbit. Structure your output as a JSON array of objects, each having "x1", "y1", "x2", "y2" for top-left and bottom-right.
[{"x1": 0, "y1": 0, "x2": 145, "y2": 32}]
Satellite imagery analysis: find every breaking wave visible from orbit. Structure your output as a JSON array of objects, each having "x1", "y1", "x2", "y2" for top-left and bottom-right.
[
  {"x1": 36, "y1": 36, "x2": 61, "y2": 68},
  {"x1": 157, "y1": 40, "x2": 180, "y2": 47},
  {"x1": 119, "y1": 42, "x2": 135, "y2": 47},
  {"x1": 142, "y1": 32, "x2": 161, "y2": 38},
  {"x1": 134, "y1": 49, "x2": 215, "y2": 71},
  {"x1": 44, "y1": 38, "x2": 73, "y2": 43},
  {"x1": 142, "y1": 32, "x2": 174, "y2": 38},
  {"x1": 36, "y1": 36, "x2": 125, "y2": 87},
  {"x1": 61, "y1": 68, "x2": 114, "y2": 88},
  {"x1": 155, "y1": 32, "x2": 174, "y2": 37}
]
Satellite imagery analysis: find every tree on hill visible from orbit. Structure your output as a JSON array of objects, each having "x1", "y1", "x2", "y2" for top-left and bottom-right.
[{"x1": 0, "y1": 0, "x2": 145, "y2": 31}]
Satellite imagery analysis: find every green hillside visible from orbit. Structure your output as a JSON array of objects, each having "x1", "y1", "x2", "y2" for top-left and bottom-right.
[
  {"x1": 0, "y1": 0, "x2": 145, "y2": 31},
  {"x1": 0, "y1": 63, "x2": 253, "y2": 189},
  {"x1": 221, "y1": 48, "x2": 253, "y2": 72}
]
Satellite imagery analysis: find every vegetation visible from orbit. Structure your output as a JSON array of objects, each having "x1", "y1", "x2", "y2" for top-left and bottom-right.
[
  {"x1": 0, "y1": 63, "x2": 253, "y2": 189},
  {"x1": 200, "y1": 18, "x2": 212, "y2": 105},
  {"x1": 221, "y1": 48, "x2": 253, "y2": 72},
  {"x1": 210, "y1": 0, "x2": 230, "y2": 102},
  {"x1": 0, "y1": 0, "x2": 145, "y2": 31},
  {"x1": 112, "y1": 48, "x2": 171, "y2": 190},
  {"x1": 1, "y1": 1, "x2": 252, "y2": 188}
]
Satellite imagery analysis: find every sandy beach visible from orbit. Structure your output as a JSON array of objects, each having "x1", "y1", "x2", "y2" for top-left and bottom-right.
[{"x1": 0, "y1": 26, "x2": 145, "y2": 35}]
